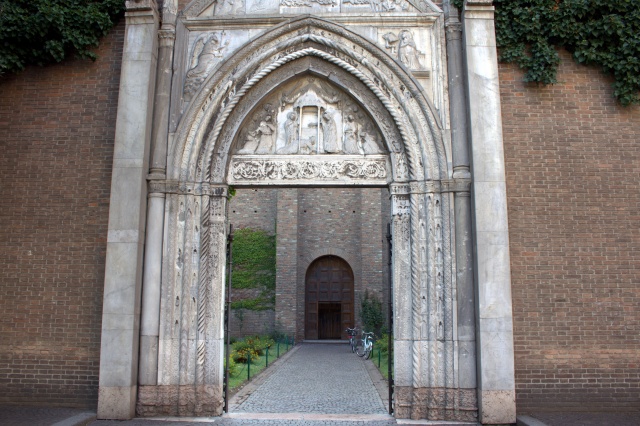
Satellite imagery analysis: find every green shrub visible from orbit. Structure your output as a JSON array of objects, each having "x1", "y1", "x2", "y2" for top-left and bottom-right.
[
  {"x1": 225, "y1": 353, "x2": 239, "y2": 376},
  {"x1": 360, "y1": 290, "x2": 384, "y2": 335},
  {"x1": 377, "y1": 333, "x2": 392, "y2": 355}
]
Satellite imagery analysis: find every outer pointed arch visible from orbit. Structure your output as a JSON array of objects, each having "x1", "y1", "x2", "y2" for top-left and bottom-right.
[{"x1": 170, "y1": 16, "x2": 448, "y2": 185}]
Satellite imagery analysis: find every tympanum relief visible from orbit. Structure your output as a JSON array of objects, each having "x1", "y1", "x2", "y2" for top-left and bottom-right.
[{"x1": 229, "y1": 78, "x2": 389, "y2": 185}]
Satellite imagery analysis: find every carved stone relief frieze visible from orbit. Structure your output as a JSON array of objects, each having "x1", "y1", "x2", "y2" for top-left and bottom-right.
[
  {"x1": 228, "y1": 155, "x2": 388, "y2": 184},
  {"x1": 382, "y1": 29, "x2": 428, "y2": 71},
  {"x1": 184, "y1": 31, "x2": 230, "y2": 101},
  {"x1": 342, "y1": 0, "x2": 411, "y2": 13},
  {"x1": 182, "y1": 0, "x2": 432, "y2": 16}
]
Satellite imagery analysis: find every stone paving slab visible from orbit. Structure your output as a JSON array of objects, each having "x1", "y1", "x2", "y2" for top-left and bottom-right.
[
  {"x1": 0, "y1": 405, "x2": 95, "y2": 426},
  {"x1": 234, "y1": 343, "x2": 386, "y2": 415}
]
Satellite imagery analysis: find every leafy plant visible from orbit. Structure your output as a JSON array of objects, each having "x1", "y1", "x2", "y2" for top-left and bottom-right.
[
  {"x1": 225, "y1": 353, "x2": 239, "y2": 376},
  {"x1": 231, "y1": 335, "x2": 274, "y2": 363},
  {"x1": 359, "y1": 290, "x2": 384, "y2": 335},
  {"x1": 230, "y1": 294, "x2": 275, "y2": 311},
  {"x1": 231, "y1": 228, "x2": 276, "y2": 291},
  {"x1": 377, "y1": 333, "x2": 392, "y2": 355},
  {"x1": 453, "y1": 0, "x2": 640, "y2": 105},
  {"x1": 0, "y1": 0, "x2": 125, "y2": 75}
]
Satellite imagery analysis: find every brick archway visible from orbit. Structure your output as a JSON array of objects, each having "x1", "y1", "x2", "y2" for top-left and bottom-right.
[{"x1": 304, "y1": 256, "x2": 354, "y2": 340}]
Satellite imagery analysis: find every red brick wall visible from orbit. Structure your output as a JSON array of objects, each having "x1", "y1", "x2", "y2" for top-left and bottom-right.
[
  {"x1": 500, "y1": 50, "x2": 640, "y2": 412},
  {"x1": 0, "y1": 22, "x2": 124, "y2": 408}
]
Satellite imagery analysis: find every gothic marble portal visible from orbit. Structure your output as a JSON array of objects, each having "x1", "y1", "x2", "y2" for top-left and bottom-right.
[{"x1": 97, "y1": 0, "x2": 516, "y2": 424}]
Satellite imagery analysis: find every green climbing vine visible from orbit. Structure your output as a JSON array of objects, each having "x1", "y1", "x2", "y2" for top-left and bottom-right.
[
  {"x1": 231, "y1": 228, "x2": 276, "y2": 311},
  {"x1": 0, "y1": 0, "x2": 125, "y2": 75},
  {"x1": 453, "y1": 0, "x2": 640, "y2": 106}
]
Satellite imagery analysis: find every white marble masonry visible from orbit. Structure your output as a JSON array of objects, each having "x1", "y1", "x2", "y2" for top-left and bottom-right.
[
  {"x1": 97, "y1": 0, "x2": 159, "y2": 419},
  {"x1": 462, "y1": 0, "x2": 516, "y2": 424}
]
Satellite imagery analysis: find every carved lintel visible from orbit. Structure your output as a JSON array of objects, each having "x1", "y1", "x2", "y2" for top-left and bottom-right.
[
  {"x1": 147, "y1": 177, "x2": 228, "y2": 197},
  {"x1": 228, "y1": 155, "x2": 388, "y2": 184}
]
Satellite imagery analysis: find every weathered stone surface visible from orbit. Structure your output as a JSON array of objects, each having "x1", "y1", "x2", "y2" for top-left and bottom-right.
[{"x1": 136, "y1": 385, "x2": 223, "y2": 417}]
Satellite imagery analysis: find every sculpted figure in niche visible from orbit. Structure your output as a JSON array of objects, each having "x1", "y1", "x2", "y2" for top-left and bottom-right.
[
  {"x1": 300, "y1": 136, "x2": 316, "y2": 155},
  {"x1": 360, "y1": 122, "x2": 384, "y2": 154},
  {"x1": 277, "y1": 112, "x2": 300, "y2": 154},
  {"x1": 320, "y1": 111, "x2": 341, "y2": 154},
  {"x1": 398, "y1": 30, "x2": 423, "y2": 70},
  {"x1": 343, "y1": 114, "x2": 363, "y2": 155},
  {"x1": 255, "y1": 116, "x2": 276, "y2": 154},
  {"x1": 184, "y1": 32, "x2": 229, "y2": 101},
  {"x1": 237, "y1": 115, "x2": 275, "y2": 154},
  {"x1": 237, "y1": 130, "x2": 259, "y2": 154}
]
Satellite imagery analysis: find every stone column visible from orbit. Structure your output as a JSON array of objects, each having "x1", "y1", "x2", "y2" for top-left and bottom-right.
[
  {"x1": 462, "y1": 1, "x2": 516, "y2": 424},
  {"x1": 443, "y1": 0, "x2": 477, "y2": 392},
  {"x1": 389, "y1": 183, "x2": 413, "y2": 418},
  {"x1": 98, "y1": 0, "x2": 159, "y2": 419},
  {"x1": 139, "y1": 0, "x2": 178, "y2": 387}
]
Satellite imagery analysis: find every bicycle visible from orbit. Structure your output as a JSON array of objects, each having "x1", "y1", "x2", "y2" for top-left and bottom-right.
[
  {"x1": 345, "y1": 327, "x2": 358, "y2": 353},
  {"x1": 356, "y1": 331, "x2": 375, "y2": 359}
]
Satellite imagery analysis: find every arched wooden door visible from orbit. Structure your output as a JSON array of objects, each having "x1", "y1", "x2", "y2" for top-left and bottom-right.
[{"x1": 305, "y1": 256, "x2": 354, "y2": 340}]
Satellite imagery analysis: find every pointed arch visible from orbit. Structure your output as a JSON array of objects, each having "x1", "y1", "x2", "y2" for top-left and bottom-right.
[{"x1": 169, "y1": 16, "x2": 449, "y2": 185}]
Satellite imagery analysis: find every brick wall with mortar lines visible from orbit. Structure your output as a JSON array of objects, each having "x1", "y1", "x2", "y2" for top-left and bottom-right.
[
  {"x1": 500, "y1": 50, "x2": 640, "y2": 412},
  {"x1": 227, "y1": 188, "x2": 278, "y2": 337},
  {"x1": 296, "y1": 187, "x2": 390, "y2": 340},
  {"x1": 0, "y1": 22, "x2": 124, "y2": 407},
  {"x1": 275, "y1": 189, "x2": 299, "y2": 338}
]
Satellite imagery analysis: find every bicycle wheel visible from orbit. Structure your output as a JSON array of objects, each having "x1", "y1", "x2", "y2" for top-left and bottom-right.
[
  {"x1": 364, "y1": 344, "x2": 373, "y2": 360},
  {"x1": 356, "y1": 342, "x2": 366, "y2": 357},
  {"x1": 350, "y1": 338, "x2": 357, "y2": 353}
]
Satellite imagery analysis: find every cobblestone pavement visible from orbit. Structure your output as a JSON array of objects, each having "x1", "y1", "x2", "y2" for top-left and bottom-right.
[
  {"x1": 234, "y1": 343, "x2": 387, "y2": 415},
  {"x1": 523, "y1": 411, "x2": 640, "y2": 426},
  {"x1": 92, "y1": 419, "x2": 395, "y2": 426},
  {"x1": 0, "y1": 405, "x2": 94, "y2": 426}
]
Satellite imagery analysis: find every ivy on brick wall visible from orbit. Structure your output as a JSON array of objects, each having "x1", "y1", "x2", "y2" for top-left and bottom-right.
[
  {"x1": 453, "y1": 0, "x2": 640, "y2": 106},
  {"x1": 0, "y1": 0, "x2": 125, "y2": 75},
  {"x1": 230, "y1": 228, "x2": 276, "y2": 311}
]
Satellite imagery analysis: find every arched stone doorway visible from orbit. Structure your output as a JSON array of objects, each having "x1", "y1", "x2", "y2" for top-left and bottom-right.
[
  {"x1": 305, "y1": 256, "x2": 354, "y2": 340},
  {"x1": 99, "y1": 7, "x2": 515, "y2": 423}
]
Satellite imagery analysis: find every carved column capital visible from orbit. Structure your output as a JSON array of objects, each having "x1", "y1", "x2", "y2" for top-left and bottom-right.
[
  {"x1": 441, "y1": 178, "x2": 472, "y2": 193},
  {"x1": 147, "y1": 178, "x2": 229, "y2": 197},
  {"x1": 158, "y1": 28, "x2": 176, "y2": 46}
]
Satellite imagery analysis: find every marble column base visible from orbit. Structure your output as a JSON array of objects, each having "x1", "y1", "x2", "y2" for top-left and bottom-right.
[
  {"x1": 97, "y1": 385, "x2": 137, "y2": 419},
  {"x1": 478, "y1": 389, "x2": 516, "y2": 425},
  {"x1": 395, "y1": 386, "x2": 478, "y2": 423},
  {"x1": 136, "y1": 385, "x2": 223, "y2": 417}
]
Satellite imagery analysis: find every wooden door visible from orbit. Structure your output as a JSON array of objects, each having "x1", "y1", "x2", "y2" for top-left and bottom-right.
[{"x1": 305, "y1": 256, "x2": 354, "y2": 340}]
